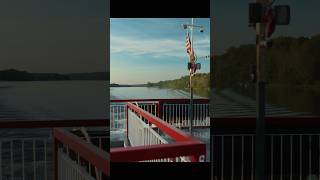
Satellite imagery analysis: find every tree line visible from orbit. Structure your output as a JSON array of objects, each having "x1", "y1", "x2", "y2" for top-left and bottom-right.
[
  {"x1": 213, "y1": 34, "x2": 320, "y2": 91},
  {"x1": 148, "y1": 73, "x2": 210, "y2": 97}
]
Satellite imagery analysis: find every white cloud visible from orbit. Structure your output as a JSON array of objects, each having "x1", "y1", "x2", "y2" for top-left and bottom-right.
[{"x1": 111, "y1": 34, "x2": 210, "y2": 59}]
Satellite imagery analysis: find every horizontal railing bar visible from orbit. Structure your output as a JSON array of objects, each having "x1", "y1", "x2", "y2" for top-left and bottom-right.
[
  {"x1": 53, "y1": 128, "x2": 109, "y2": 176},
  {"x1": 0, "y1": 119, "x2": 108, "y2": 128},
  {"x1": 111, "y1": 141, "x2": 205, "y2": 162}
]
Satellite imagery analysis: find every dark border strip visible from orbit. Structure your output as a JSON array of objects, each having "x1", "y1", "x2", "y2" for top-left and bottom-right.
[{"x1": 111, "y1": 0, "x2": 210, "y2": 18}]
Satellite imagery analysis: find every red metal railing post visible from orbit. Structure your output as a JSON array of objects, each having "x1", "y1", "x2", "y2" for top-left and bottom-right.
[{"x1": 53, "y1": 138, "x2": 59, "y2": 180}]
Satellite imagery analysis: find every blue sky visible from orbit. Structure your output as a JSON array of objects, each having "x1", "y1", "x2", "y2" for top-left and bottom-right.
[{"x1": 111, "y1": 18, "x2": 210, "y2": 85}]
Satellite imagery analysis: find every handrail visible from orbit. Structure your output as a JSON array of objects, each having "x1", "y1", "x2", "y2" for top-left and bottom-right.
[
  {"x1": 53, "y1": 128, "x2": 109, "y2": 178},
  {"x1": 127, "y1": 102, "x2": 199, "y2": 142}
]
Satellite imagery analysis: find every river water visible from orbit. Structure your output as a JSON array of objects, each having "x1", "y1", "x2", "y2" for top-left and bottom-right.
[
  {"x1": 111, "y1": 86, "x2": 204, "y2": 100},
  {"x1": 0, "y1": 81, "x2": 107, "y2": 120}
]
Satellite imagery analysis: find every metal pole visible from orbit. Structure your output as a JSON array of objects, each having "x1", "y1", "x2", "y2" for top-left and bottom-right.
[
  {"x1": 191, "y1": 18, "x2": 194, "y2": 47},
  {"x1": 189, "y1": 18, "x2": 194, "y2": 135},
  {"x1": 255, "y1": 0, "x2": 269, "y2": 179}
]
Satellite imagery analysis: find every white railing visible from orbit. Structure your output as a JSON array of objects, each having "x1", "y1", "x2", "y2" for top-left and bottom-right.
[
  {"x1": 136, "y1": 102, "x2": 158, "y2": 116},
  {"x1": 162, "y1": 103, "x2": 210, "y2": 127},
  {"x1": 0, "y1": 138, "x2": 52, "y2": 180},
  {"x1": 213, "y1": 134, "x2": 320, "y2": 179},
  {"x1": 110, "y1": 102, "x2": 158, "y2": 131},
  {"x1": 127, "y1": 108, "x2": 190, "y2": 162},
  {"x1": 110, "y1": 100, "x2": 210, "y2": 131},
  {"x1": 110, "y1": 103, "x2": 126, "y2": 130},
  {"x1": 58, "y1": 149, "x2": 96, "y2": 180},
  {"x1": 54, "y1": 129, "x2": 109, "y2": 180},
  {"x1": 0, "y1": 137, "x2": 107, "y2": 180},
  {"x1": 128, "y1": 110, "x2": 167, "y2": 147}
]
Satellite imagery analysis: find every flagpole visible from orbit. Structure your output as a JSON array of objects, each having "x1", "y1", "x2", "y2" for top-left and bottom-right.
[
  {"x1": 189, "y1": 18, "x2": 194, "y2": 135},
  {"x1": 182, "y1": 18, "x2": 204, "y2": 136}
]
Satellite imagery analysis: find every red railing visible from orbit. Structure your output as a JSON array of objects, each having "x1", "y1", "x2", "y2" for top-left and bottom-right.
[
  {"x1": 0, "y1": 119, "x2": 109, "y2": 179},
  {"x1": 110, "y1": 102, "x2": 206, "y2": 162},
  {"x1": 54, "y1": 128, "x2": 109, "y2": 178}
]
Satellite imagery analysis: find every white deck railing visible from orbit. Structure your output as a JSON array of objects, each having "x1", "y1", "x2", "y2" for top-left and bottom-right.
[
  {"x1": 0, "y1": 136, "x2": 108, "y2": 180},
  {"x1": 213, "y1": 133, "x2": 320, "y2": 179},
  {"x1": 54, "y1": 128, "x2": 109, "y2": 180},
  {"x1": 0, "y1": 120, "x2": 108, "y2": 180},
  {"x1": 0, "y1": 138, "x2": 52, "y2": 180},
  {"x1": 110, "y1": 101, "x2": 158, "y2": 131},
  {"x1": 110, "y1": 104, "x2": 126, "y2": 130},
  {"x1": 110, "y1": 99, "x2": 210, "y2": 131},
  {"x1": 162, "y1": 103, "x2": 210, "y2": 127},
  {"x1": 128, "y1": 109, "x2": 168, "y2": 147},
  {"x1": 58, "y1": 149, "x2": 96, "y2": 180}
]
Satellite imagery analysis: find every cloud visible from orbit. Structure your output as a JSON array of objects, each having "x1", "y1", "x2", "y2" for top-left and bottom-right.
[{"x1": 111, "y1": 34, "x2": 210, "y2": 59}]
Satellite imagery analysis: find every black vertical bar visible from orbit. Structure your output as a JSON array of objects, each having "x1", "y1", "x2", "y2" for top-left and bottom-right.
[{"x1": 255, "y1": 81, "x2": 266, "y2": 180}]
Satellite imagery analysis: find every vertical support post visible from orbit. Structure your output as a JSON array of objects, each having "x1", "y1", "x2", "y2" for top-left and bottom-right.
[
  {"x1": 256, "y1": 81, "x2": 266, "y2": 179},
  {"x1": 189, "y1": 18, "x2": 194, "y2": 135},
  {"x1": 255, "y1": 0, "x2": 269, "y2": 179},
  {"x1": 190, "y1": 75, "x2": 193, "y2": 135},
  {"x1": 189, "y1": 18, "x2": 194, "y2": 136}
]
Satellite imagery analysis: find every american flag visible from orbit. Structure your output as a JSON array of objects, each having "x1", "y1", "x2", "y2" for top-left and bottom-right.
[
  {"x1": 186, "y1": 32, "x2": 193, "y2": 56},
  {"x1": 186, "y1": 32, "x2": 195, "y2": 63}
]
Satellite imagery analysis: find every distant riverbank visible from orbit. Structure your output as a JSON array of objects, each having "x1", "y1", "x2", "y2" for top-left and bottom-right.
[
  {"x1": 110, "y1": 83, "x2": 148, "y2": 87},
  {"x1": 0, "y1": 69, "x2": 108, "y2": 81},
  {"x1": 144, "y1": 73, "x2": 210, "y2": 98}
]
